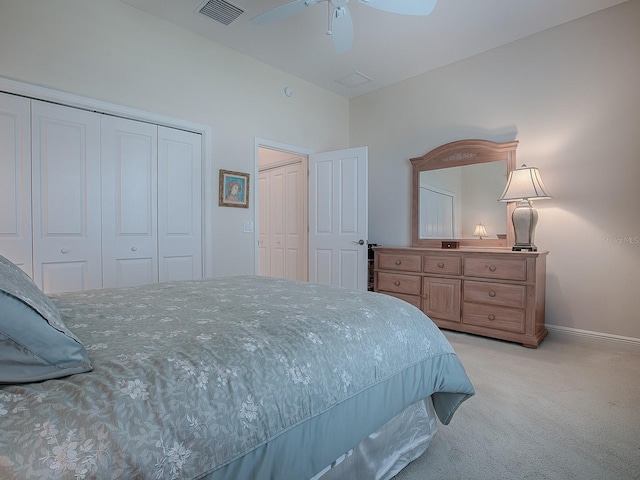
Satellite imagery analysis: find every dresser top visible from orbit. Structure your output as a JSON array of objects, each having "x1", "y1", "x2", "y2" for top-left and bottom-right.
[{"x1": 372, "y1": 246, "x2": 548, "y2": 256}]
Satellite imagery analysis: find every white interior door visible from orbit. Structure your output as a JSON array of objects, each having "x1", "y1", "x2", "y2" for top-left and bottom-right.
[
  {"x1": 0, "y1": 92, "x2": 32, "y2": 276},
  {"x1": 309, "y1": 147, "x2": 368, "y2": 290},
  {"x1": 157, "y1": 126, "x2": 202, "y2": 282},
  {"x1": 31, "y1": 100, "x2": 102, "y2": 293},
  {"x1": 101, "y1": 115, "x2": 158, "y2": 288}
]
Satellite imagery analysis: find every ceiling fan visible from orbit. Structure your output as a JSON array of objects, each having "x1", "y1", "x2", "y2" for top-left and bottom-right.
[{"x1": 250, "y1": 0, "x2": 438, "y2": 53}]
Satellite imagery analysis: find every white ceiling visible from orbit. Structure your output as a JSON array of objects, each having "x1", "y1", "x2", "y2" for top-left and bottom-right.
[{"x1": 120, "y1": 0, "x2": 628, "y2": 99}]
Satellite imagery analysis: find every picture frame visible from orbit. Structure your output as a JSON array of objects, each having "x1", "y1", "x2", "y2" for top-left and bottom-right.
[{"x1": 219, "y1": 169, "x2": 250, "y2": 208}]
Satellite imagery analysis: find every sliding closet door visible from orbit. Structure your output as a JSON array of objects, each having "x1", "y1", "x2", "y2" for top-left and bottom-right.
[
  {"x1": 157, "y1": 126, "x2": 202, "y2": 282},
  {"x1": 101, "y1": 116, "x2": 158, "y2": 288},
  {"x1": 0, "y1": 93, "x2": 32, "y2": 276},
  {"x1": 31, "y1": 101, "x2": 102, "y2": 293}
]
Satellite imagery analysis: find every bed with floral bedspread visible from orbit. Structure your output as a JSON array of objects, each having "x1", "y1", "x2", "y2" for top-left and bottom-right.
[{"x1": 0, "y1": 274, "x2": 474, "y2": 479}]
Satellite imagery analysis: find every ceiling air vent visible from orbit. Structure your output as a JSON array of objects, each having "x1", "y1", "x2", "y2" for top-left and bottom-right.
[
  {"x1": 336, "y1": 71, "x2": 372, "y2": 89},
  {"x1": 198, "y1": 0, "x2": 244, "y2": 26}
]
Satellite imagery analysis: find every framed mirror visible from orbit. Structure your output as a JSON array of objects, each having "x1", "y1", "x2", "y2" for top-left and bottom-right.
[{"x1": 410, "y1": 139, "x2": 518, "y2": 248}]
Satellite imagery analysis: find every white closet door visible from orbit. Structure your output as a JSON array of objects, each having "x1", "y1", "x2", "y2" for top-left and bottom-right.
[
  {"x1": 283, "y1": 162, "x2": 307, "y2": 281},
  {"x1": 258, "y1": 170, "x2": 271, "y2": 276},
  {"x1": 101, "y1": 116, "x2": 158, "y2": 288},
  {"x1": 0, "y1": 93, "x2": 32, "y2": 276},
  {"x1": 31, "y1": 101, "x2": 102, "y2": 293},
  {"x1": 258, "y1": 161, "x2": 307, "y2": 281},
  {"x1": 270, "y1": 167, "x2": 286, "y2": 278},
  {"x1": 157, "y1": 126, "x2": 202, "y2": 282}
]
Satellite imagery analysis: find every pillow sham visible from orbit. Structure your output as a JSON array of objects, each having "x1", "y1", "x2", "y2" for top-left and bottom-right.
[{"x1": 0, "y1": 254, "x2": 92, "y2": 383}]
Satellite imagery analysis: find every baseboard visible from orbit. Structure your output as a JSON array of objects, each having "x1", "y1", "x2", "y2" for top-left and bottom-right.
[{"x1": 546, "y1": 324, "x2": 640, "y2": 354}]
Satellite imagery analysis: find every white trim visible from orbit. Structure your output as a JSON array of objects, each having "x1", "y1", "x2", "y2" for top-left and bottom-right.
[
  {"x1": 547, "y1": 324, "x2": 640, "y2": 354},
  {"x1": 253, "y1": 138, "x2": 313, "y2": 275},
  {"x1": 0, "y1": 76, "x2": 214, "y2": 277}
]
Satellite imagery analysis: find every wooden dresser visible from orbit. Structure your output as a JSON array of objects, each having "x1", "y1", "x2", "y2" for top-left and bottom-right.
[{"x1": 373, "y1": 247, "x2": 548, "y2": 347}]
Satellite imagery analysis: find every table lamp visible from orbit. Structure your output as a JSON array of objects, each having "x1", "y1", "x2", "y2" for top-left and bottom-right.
[
  {"x1": 473, "y1": 223, "x2": 488, "y2": 239},
  {"x1": 498, "y1": 164, "x2": 552, "y2": 251}
]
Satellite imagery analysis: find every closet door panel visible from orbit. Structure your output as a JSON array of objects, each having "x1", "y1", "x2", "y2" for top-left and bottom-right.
[
  {"x1": 101, "y1": 116, "x2": 158, "y2": 288},
  {"x1": 31, "y1": 101, "x2": 102, "y2": 293},
  {"x1": 0, "y1": 93, "x2": 32, "y2": 276},
  {"x1": 157, "y1": 126, "x2": 202, "y2": 282},
  {"x1": 284, "y1": 163, "x2": 307, "y2": 281},
  {"x1": 271, "y1": 169, "x2": 286, "y2": 278},
  {"x1": 258, "y1": 171, "x2": 271, "y2": 276}
]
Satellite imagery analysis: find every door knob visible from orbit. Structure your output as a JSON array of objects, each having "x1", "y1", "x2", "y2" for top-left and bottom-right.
[{"x1": 352, "y1": 239, "x2": 365, "y2": 245}]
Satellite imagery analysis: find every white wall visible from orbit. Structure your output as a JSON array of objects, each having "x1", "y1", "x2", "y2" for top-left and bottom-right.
[
  {"x1": 351, "y1": 1, "x2": 640, "y2": 341},
  {"x1": 3, "y1": 0, "x2": 638, "y2": 343},
  {"x1": 0, "y1": 0, "x2": 349, "y2": 277}
]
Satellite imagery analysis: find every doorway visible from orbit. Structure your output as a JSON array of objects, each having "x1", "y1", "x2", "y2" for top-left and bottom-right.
[
  {"x1": 254, "y1": 139, "x2": 369, "y2": 290},
  {"x1": 256, "y1": 143, "x2": 310, "y2": 281}
]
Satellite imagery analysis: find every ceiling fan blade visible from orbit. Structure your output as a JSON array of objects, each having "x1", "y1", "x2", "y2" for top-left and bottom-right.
[
  {"x1": 250, "y1": 0, "x2": 320, "y2": 26},
  {"x1": 358, "y1": 0, "x2": 437, "y2": 16},
  {"x1": 331, "y1": 6, "x2": 354, "y2": 53}
]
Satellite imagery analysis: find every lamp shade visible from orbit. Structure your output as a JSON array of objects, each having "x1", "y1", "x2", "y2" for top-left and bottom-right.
[
  {"x1": 473, "y1": 223, "x2": 488, "y2": 238},
  {"x1": 498, "y1": 165, "x2": 552, "y2": 202}
]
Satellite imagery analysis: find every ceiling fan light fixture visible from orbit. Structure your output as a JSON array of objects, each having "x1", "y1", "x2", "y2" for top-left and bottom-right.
[{"x1": 251, "y1": 0, "x2": 437, "y2": 52}]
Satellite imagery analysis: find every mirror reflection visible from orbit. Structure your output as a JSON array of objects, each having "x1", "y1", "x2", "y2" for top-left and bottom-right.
[{"x1": 419, "y1": 161, "x2": 507, "y2": 239}]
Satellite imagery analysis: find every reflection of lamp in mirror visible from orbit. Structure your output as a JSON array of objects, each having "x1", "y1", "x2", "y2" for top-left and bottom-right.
[
  {"x1": 498, "y1": 164, "x2": 552, "y2": 251},
  {"x1": 473, "y1": 223, "x2": 488, "y2": 239}
]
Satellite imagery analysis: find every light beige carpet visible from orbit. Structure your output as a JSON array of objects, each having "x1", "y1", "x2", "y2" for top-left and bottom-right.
[{"x1": 394, "y1": 331, "x2": 640, "y2": 480}]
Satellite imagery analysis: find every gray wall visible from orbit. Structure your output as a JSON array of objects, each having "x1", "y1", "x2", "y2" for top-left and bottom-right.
[
  {"x1": 0, "y1": 0, "x2": 349, "y2": 278},
  {"x1": 2, "y1": 0, "x2": 638, "y2": 343},
  {"x1": 351, "y1": 1, "x2": 640, "y2": 341}
]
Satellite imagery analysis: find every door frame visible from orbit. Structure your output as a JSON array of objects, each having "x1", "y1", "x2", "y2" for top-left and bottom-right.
[{"x1": 254, "y1": 138, "x2": 312, "y2": 275}]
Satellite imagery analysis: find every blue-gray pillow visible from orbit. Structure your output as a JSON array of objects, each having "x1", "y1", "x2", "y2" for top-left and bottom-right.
[{"x1": 0, "y1": 255, "x2": 92, "y2": 383}]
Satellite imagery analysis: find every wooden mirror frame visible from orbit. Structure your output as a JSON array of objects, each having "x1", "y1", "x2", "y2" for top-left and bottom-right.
[{"x1": 410, "y1": 139, "x2": 518, "y2": 248}]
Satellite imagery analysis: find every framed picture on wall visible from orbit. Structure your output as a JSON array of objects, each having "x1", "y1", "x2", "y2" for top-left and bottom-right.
[{"x1": 219, "y1": 169, "x2": 250, "y2": 208}]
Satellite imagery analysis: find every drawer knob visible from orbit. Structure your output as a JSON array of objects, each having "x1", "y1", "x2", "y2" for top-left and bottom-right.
[
  {"x1": 394, "y1": 280, "x2": 400, "y2": 286},
  {"x1": 488, "y1": 314, "x2": 496, "y2": 321},
  {"x1": 395, "y1": 260, "x2": 402, "y2": 265},
  {"x1": 437, "y1": 262, "x2": 444, "y2": 268},
  {"x1": 489, "y1": 290, "x2": 497, "y2": 297},
  {"x1": 60, "y1": 248, "x2": 69, "y2": 254},
  {"x1": 131, "y1": 246, "x2": 137, "y2": 252},
  {"x1": 489, "y1": 266, "x2": 497, "y2": 272}
]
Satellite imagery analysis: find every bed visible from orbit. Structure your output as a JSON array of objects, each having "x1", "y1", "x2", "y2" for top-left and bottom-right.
[{"x1": 0, "y1": 254, "x2": 474, "y2": 479}]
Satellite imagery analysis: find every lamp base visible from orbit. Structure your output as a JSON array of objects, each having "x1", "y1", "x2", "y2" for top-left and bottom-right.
[
  {"x1": 512, "y1": 245, "x2": 537, "y2": 252},
  {"x1": 511, "y1": 200, "x2": 539, "y2": 252}
]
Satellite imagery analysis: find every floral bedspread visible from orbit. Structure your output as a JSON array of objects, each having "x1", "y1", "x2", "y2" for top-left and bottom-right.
[{"x1": 0, "y1": 276, "x2": 473, "y2": 479}]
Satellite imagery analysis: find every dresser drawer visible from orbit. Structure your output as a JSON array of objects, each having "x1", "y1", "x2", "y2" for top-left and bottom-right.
[
  {"x1": 423, "y1": 255, "x2": 462, "y2": 275},
  {"x1": 464, "y1": 257, "x2": 527, "y2": 281},
  {"x1": 377, "y1": 272, "x2": 421, "y2": 295},
  {"x1": 464, "y1": 280, "x2": 527, "y2": 308},
  {"x1": 463, "y1": 303, "x2": 525, "y2": 333},
  {"x1": 377, "y1": 253, "x2": 422, "y2": 272},
  {"x1": 381, "y1": 291, "x2": 421, "y2": 309}
]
